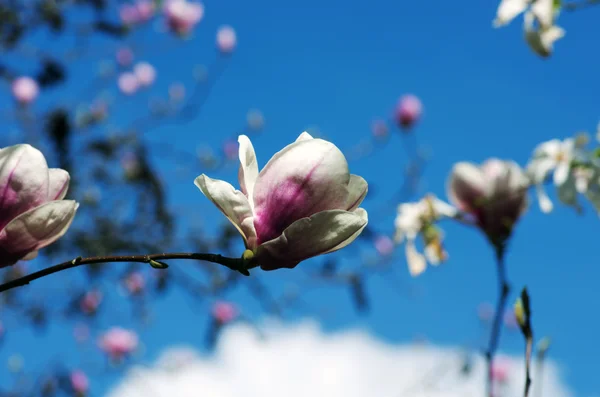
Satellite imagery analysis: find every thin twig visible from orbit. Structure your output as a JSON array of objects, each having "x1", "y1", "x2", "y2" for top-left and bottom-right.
[
  {"x1": 524, "y1": 336, "x2": 533, "y2": 397},
  {"x1": 485, "y1": 245, "x2": 510, "y2": 397},
  {"x1": 563, "y1": 0, "x2": 600, "y2": 11},
  {"x1": 0, "y1": 253, "x2": 255, "y2": 293}
]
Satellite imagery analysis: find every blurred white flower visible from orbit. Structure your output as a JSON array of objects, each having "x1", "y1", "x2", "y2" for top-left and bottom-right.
[
  {"x1": 523, "y1": 11, "x2": 564, "y2": 58},
  {"x1": 394, "y1": 195, "x2": 457, "y2": 276},
  {"x1": 494, "y1": 0, "x2": 555, "y2": 28}
]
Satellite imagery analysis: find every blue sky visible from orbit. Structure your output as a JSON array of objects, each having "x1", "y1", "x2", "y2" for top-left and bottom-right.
[{"x1": 1, "y1": 0, "x2": 600, "y2": 395}]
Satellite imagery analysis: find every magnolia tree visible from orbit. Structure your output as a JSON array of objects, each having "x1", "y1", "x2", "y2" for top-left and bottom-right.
[{"x1": 0, "y1": 0, "x2": 597, "y2": 396}]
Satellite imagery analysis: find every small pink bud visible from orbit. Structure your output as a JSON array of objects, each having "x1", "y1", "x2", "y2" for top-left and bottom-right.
[
  {"x1": 164, "y1": 0, "x2": 204, "y2": 35},
  {"x1": 133, "y1": 62, "x2": 156, "y2": 87},
  {"x1": 394, "y1": 94, "x2": 422, "y2": 130},
  {"x1": 216, "y1": 25, "x2": 237, "y2": 54},
  {"x1": 125, "y1": 272, "x2": 145, "y2": 295},
  {"x1": 98, "y1": 327, "x2": 139, "y2": 359},
  {"x1": 135, "y1": 0, "x2": 155, "y2": 21},
  {"x1": 371, "y1": 120, "x2": 389, "y2": 140},
  {"x1": 80, "y1": 289, "x2": 103, "y2": 315},
  {"x1": 212, "y1": 301, "x2": 238, "y2": 324},
  {"x1": 116, "y1": 47, "x2": 134, "y2": 67},
  {"x1": 11, "y1": 77, "x2": 39, "y2": 105},
  {"x1": 120, "y1": 4, "x2": 140, "y2": 25},
  {"x1": 70, "y1": 370, "x2": 89, "y2": 396},
  {"x1": 118, "y1": 72, "x2": 139, "y2": 95},
  {"x1": 374, "y1": 235, "x2": 394, "y2": 256}
]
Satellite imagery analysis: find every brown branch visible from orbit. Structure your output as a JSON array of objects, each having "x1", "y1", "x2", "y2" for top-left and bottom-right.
[{"x1": 0, "y1": 252, "x2": 256, "y2": 293}]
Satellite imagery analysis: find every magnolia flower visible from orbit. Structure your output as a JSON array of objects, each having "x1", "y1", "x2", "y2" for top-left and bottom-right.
[
  {"x1": 493, "y1": 0, "x2": 555, "y2": 28},
  {"x1": 98, "y1": 327, "x2": 138, "y2": 359},
  {"x1": 70, "y1": 370, "x2": 89, "y2": 396},
  {"x1": 212, "y1": 301, "x2": 238, "y2": 324},
  {"x1": 124, "y1": 272, "x2": 145, "y2": 295},
  {"x1": 526, "y1": 138, "x2": 584, "y2": 212},
  {"x1": 11, "y1": 77, "x2": 39, "y2": 105},
  {"x1": 0, "y1": 145, "x2": 78, "y2": 268},
  {"x1": 448, "y1": 159, "x2": 529, "y2": 246},
  {"x1": 133, "y1": 62, "x2": 156, "y2": 87},
  {"x1": 216, "y1": 26, "x2": 237, "y2": 54},
  {"x1": 394, "y1": 195, "x2": 457, "y2": 276},
  {"x1": 523, "y1": 11, "x2": 564, "y2": 58},
  {"x1": 195, "y1": 132, "x2": 368, "y2": 270},
  {"x1": 80, "y1": 289, "x2": 103, "y2": 315},
  {"x1": 394, "y1": 95, "x2": 422, "y2": 130},
  {"x1": 164, "y1": 0, "x2": 204, "y2": 35},
  {"x1": 118, "y1": 72, "x2": 139, "y2": 95}
]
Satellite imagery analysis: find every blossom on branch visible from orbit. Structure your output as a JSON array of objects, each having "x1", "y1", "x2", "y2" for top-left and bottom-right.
[
  {"x1": 394, "y1": 195, "x2": 457, "y2": 276},
  {"x1": 164, "y1": 0, "x2": 204, "y2": 36},
  {"x1": 99, "y1": 327, "x2": 139, "y2": 360},
  {"x1": 195, "y1": 132, "x2": 368, "y2": 270},
  {"x1": 0, "y1": 144, "x2": 78, "y2": 268},
  {"x1": 448, "y1": 158, "x2": 529, "y2": 247}
]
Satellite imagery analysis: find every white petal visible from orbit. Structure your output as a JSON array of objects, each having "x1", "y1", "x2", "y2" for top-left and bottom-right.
[
  {"x1": 553, "y1": 162, "x2": 570, "y2": 186},
  {"x1": 295, "y1": 131, "x2": 314, "y2": 142},
  {"x1": 0, "y1": 200, "x2": 79, "y2": 255},
  {"x1": 494, "y1": 0, "x2": 529, "y2": 27},
  {"x1": 430, "y1": 196, "x2": 458, "y2": 218},
  {"x1": 524, "y1": 13, "x2": 564, "y2": 58},
  {"x1": 526, "y1": 157, "x2": 556, "y2": 184},
  {"x1": 47, "y1": 168, "x2": 70, "y2": 200},
  {"x1": 531, "y1": 0, "x2": 555, "y2": 28},
  {"x1": 194, "y1": 174, "x2": 257, "y2": 249},
  {"x1": 535, "y1": 184, "x2": 553, "y2": 213},
  {"x1": 405, "y1": 240, "x2": 427, "y2": 277},
  {"x1": 237, "y1": 135, "x2": 259, "y2": 209},
  {"x1": 446, "y1": 162, "x2": 488, "y2": 211},
  {"x1": 255, "y1": 208, "x2": 368, "y2": 270},
  {"x1": 346, "y1": 175, "x2": 368, "y2": 211}
]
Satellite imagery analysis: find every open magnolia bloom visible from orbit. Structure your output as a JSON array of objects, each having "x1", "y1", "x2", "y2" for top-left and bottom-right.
[
  {"x1": 394, "y1": 195, "x2": 457, "y2": 276},
  {"x1": 0, "y1": 144, "x2": 79, "y2": 268},
  {"x1": 448, "y1": 159, "x2": 529, "y2": 247},
  {"x1": 526, "y1": 138, "x2": 580, "y2": 213},
  {"x1": 195, "y1": 132, "x2": 368, "y2": 271}
]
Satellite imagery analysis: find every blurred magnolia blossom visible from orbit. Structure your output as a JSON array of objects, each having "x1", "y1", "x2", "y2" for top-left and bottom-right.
[
  {"x1": 70, "y1": 370, "x2": 89, "y2": 396},
  {"x1": 0, "y1": 145, "x2": 79, "y2": 268},
  {"x1": 125, "y1": 272, "x2": 145, "y2": 295},
  {"x1": 527, "y1": 138, "x2": 579, "y2": 213},
  {"x1": 99, "y1": 327, "x2": 139, "y2": 360},
  {"x1": 120, "y1": 4, "x2": 141, "y2": 25},
  {"x1": 212, "y1": 301, "x2": 239, "y2": 324},
  {"x1": 80, "y1": 289, "x2": 103, "y2": 315},
  {"x1": 195, "y1": 132, "x2": 368, "y2": 270},
  {"x1": 11, "y1": 77, "x2": 39, "y2": 105},
  {"x1": 371, "y1": 120, "x2": 389, "y2": 141},
  {"x1": 374, "y1": 235, "x2": 394, "y2": 256},
  {"x1": 394, "y1": 94, "x2": 422, "y2": 130},
  {"x1": 118, "y1": 72, "x2": 140, "y2": 95},
  {"x1": 216, "y1": 25, "x2": 237, "y2": 54},
  {"x1": 394, "y1": 195, "x2": 457, "y2": 276},
  {"x1": 116, "y1": 47, "x2": 135, "y2": 67},
  {"x1": 493, "y1": 0, "x2": 563, "y2": 57},
  {"x1": 163, "y1": 0, "x2": 204, "y2": 35},
  {"x1": 246, "y1": 109, "x2": 265, "y2": 131},
  {"x1": 448, "y1": 159, "x2": 529, "y2": 247},
  {"x1": 169, "y1": 82, "x2": 186, "y2": 102},
  {"x1": 491, "y1": 356, "x2": 511, "y2": 383},
  {"x1": 134, "y1": 62, "x2": 157, "y2": 87}
]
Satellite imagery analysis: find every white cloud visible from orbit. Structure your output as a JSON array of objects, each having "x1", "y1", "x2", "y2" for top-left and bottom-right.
[{"x1": 107, "y1": 320, "x2": 573, "y2": 397}]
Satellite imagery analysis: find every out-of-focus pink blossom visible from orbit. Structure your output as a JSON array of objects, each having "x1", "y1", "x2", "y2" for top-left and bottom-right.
[
  {"x1": 0, "y1": 145, "x2": 78, "y2": 268},
  {"x1": 216, "y1": 25, "x2": 237, "y2": 54},
  {"x1": 125, "y1": 272, "x2": 145, "y2": 295},
  {"x1": 135, "y1": 0, "x2": 155, "y2": 21},
  {"x1": 169, "y1": 82, "x2": 186, "y2": 102},
  {"x1": 74, "y1": 324, "x2": 90, "y2": 343},
  {"x1": 119, "y1": 4, "x2": 140, "y2": 24},
  {"x1": 164, "y1": 0, "x2": 204, "y2": 35},
  {"x1": 394, "y1": 94, "x2": 422, "y2": 130},
  {"x1": 374, "y1": 235, "x2": 394, "y2": 256},
  {"x1": 223, "y1": 139, "x2": 238, "y2": 161},
  {"x1": 133, "y1": 62, "x2": 156, "y2": 87},
  {"x1": 11, "y1": 77, "x2": 39, "y2": 105},
  {"x1": 371, "y1": 120, "x2": 389, "y2": 140},
  {"x1": 116, "y1": 47, "x2": 134, "y2": 67},
  {"x1": 98, "y1": 327, "x2": 138, "y2": 359},
  {"x1": 118, "y1": 72, "x2": 139, "y2": 95},
  {"x1": 477, "y1": 301, "x2": 495, "y2": 322},
  {"x1": 70, "y1": 370, "x2": 89, "y2": 396},
  {"x1": 80, "y1": 289, "x2": 103, "y2": 315},
  {"x1": 491, "y1": 357, "x2": 510, "y2": 383},
  {"x1": 212, "y1": 301, "x2": 238, "y2": 324}
]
